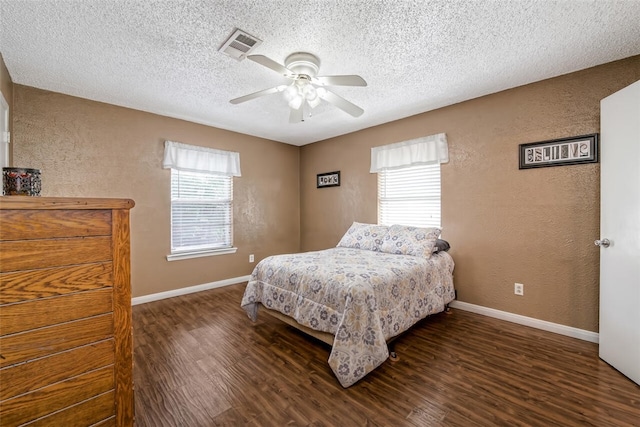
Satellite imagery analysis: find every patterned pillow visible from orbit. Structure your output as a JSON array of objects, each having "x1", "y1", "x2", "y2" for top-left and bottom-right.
[
  {"x1": 379, "y1": 224, "x2": 441, "y2": 258},
  {"x1": 336, "y1": 222, "x2": 389, "y2": 252}
]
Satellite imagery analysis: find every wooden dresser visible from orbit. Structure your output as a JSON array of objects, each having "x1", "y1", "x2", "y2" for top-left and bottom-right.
[{"x1": 0, "y1": 197, "x2": 135, "y2": 426}]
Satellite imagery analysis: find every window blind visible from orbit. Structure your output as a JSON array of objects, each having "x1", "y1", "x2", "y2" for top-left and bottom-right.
[
  {"x1": 170, "y1": 169, "x2": 233, "y2": 253},
  {"x1": 378, "y1": 163, "x2": 441, "y2": 228}
]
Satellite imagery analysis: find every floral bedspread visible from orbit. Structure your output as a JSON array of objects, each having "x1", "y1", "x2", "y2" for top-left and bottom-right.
[{"x1": 240, "y1": 247, "x2": 455, "y2": 387}]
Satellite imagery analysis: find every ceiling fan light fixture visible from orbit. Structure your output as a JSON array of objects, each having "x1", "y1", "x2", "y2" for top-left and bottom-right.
[
  {"x1": 231, "y1": 52, "x2": 366, "y2": 120},
  {"x1": 284, "y1": 52, "x2": 320, "y2": 77},
  {"x1": 302, "y1": 84, "x2": 317, "y2": 100},
  {"x1": 288, "y1": 96, "x2": 303, "y2": 110},
  {"x1": 283, "y1": 84, "x2": 298, "y2": 101},
  {"x1": 307, "y1": 95, "x2": 322, "y2": 109}
]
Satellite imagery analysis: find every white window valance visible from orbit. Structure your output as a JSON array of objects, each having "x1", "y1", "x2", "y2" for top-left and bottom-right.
[
  {"x1": 162, "y1": 140, "x2": 241, "y2": 176},
  {"x1": 370, "y1": 133, "x2": 448, "y2": 173}
]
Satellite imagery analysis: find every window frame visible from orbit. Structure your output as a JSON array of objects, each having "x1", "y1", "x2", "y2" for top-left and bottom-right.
[{"x1": 166, "y1": 168, "x2": 237, "y2": 261}]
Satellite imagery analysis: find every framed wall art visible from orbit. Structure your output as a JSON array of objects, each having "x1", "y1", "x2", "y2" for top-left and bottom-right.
[
  {"x1": 317, "y1": 171, "x2": 340, "y2": 188},
  {"x1": 519, "y1": 134, "x2": 599, "y2": 169}
]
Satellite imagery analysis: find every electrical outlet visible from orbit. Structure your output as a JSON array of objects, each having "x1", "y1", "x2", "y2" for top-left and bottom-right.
[
  {"x1": 514, "y1": 283, "x2": 524, "y2": 296},
  {"x1": 249, "y1": 254, "x2": 254, "y2": 263}
]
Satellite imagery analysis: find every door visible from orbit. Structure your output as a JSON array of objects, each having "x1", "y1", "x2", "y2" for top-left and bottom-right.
[
  {"x1": 598, "y1": 80, "x2": 640, "y2": 385},
  {"x1": 0, "y1": 93, "x2": 8, "y2": 168}
]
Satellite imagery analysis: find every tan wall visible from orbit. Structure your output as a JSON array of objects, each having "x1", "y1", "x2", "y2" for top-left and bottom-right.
[
  {"x1": 0, "y1": 52, "x2": 13, "y2": 164},
  {"x1": 301, "y1": 56, "x2": 640, "y2": 332},
  {"x1": 12, "y1": 86, "x2": 300, "y2": 298},
  {"x1": 9, "y1": 55, "x2": 640, "y2": 330}
]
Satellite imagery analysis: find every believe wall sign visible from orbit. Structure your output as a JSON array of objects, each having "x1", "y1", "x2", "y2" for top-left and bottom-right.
[
  {"x1": 519, "y1": 134, "x2": 599, "y2": 169},
  {"x1": 317, "y1": 171, "x2": 340, "y2": 188}
]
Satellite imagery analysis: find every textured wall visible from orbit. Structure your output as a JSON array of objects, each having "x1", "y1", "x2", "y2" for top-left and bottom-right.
[
  {"x1": 12, "y1": 87, "x2": 300, "y2": 298},
  {"x1": 300, "y1": 56, "x2": 640, "y2": 332},
  {"x1": 9, "y1": 55, "x2": 640, "y2": 329}
]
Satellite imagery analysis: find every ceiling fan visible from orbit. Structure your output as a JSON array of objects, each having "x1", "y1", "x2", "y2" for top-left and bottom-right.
[{"x1": 230, "y1": 52, "x2": 367, "y2": 123}]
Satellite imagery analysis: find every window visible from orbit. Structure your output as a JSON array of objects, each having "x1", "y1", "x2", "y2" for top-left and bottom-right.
[
  {"x1": 378, "y1": 163, "x2": 441, "y2": 228},
  {"x1": 371, "y1": 133, "x2": 447, "y2": 228},
  {"x1": 163, "y1": 140, "x2": 241, "y2": 261},
  {"x1": 170, "y1": 169, "x2": 233, "y2": 255}
]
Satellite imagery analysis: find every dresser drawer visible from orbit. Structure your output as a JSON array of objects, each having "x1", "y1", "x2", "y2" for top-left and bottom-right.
[
  {"x1": 0, "y1": 365, "x2": 114, "y2": 425},
  {"x1": 0, "y1": 340, "x2": 115, "y2": 401},
  {"x1": 24, "y1": 391, "x2": 116, "y2": 427},
  {"x1": 1, "y1": 288, "x2": 113, "y2": 335},
  {"x1": 0, "y1": 236, "x2": 112, "y2": 272},
  {"x1": 0, "y1": 314, "x2": 114, "y2": 368},
  {"x1": 0, "y1": 262, "x2": 113, "y2": 304},
  {"x1": 0, "y1": 209, "x2": 112, "y2": 241}
]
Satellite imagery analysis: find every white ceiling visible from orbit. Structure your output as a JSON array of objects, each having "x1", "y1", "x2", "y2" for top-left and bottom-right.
[{"x1": 1, "y1": 1, "x2": 639, "y2": 146}]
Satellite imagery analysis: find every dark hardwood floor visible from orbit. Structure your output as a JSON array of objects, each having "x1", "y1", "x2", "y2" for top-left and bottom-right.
[{"x1": 133, "y1": 284, "x2": 640, "y2": 426}]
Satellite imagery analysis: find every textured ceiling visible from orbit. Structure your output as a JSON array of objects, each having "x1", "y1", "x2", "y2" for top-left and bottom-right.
[{"x1": 1, "y1": 1, "x2": 639, "y2": 146}]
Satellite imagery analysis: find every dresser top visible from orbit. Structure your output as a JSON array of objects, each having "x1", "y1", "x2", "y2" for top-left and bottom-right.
[{"x1": 0, "y1": 197, "x2": 135, "y2": 210}]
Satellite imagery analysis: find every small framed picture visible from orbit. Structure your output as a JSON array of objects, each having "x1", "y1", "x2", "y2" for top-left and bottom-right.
[
  {"x1": 519, "y1": 134, "x2": 598, "y2": 169},
  {"x1": 317, "y1": 171, "x2": 340, "y2": 188}
]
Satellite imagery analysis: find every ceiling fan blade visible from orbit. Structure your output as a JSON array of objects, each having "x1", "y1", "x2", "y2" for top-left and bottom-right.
[
  {"x1": 289, "y1": 106, "x2": 303, "y2": 123},
  {"x1": 247, "y1": 55, "x2": 294, "y2": 77},
  {"x1": 230, "y1": 85, "x2": 287, "y2": 104},
  {"x1": 315, "y1": 75, "x2": 367, "y2": 87},
  {"x1": 319, "y1": 89, "x2": 364, "y2": 117}
]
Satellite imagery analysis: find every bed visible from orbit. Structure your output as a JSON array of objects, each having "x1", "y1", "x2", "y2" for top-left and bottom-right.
[{"x1": 240, "y1": 222, "x2": 455, "y2": 387}]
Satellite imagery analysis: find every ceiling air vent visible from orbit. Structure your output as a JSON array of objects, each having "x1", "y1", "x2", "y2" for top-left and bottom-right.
[{"x1": 219, "y1": 29, "x2": 262, "y2": 61}]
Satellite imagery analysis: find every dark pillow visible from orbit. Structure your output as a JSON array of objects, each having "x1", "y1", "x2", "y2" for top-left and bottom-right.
[{"x1": 433, "y1": 239, "x2": 450, "y2": 253}]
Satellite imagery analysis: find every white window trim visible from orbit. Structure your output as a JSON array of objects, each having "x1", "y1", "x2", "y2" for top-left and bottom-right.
[
  {"x1": 166, "y1": 246, "x2": 238, "y2": 261},
  {"x1": 167, "y1": 169, "x2": 234, "y2": 259}
]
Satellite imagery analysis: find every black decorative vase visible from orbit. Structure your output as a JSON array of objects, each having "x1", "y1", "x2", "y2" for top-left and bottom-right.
[{"x1": 2, "y1": 167, "x2": 42, "y2": 196}]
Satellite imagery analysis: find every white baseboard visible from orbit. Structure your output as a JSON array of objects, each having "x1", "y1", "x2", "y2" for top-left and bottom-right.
[
  {"x1": 131, "y1": 275, "x2": 251, "y2": 306},
  {"x1": 449, "y1": 300, "x2": 599, "y2": 343},
  {"x1": 132, "y1": 281, "x2": 599, "y2": 343}
]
